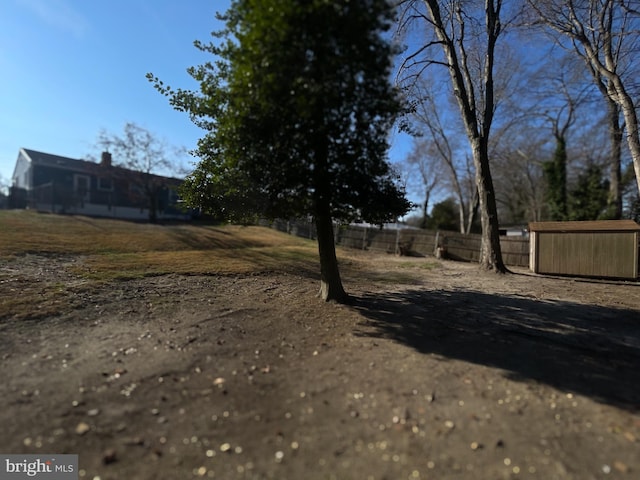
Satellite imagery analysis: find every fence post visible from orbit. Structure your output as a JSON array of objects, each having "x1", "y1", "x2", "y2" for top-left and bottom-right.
[{"x1": 362, "y1": 226, "x2": 367, "y2": 251}]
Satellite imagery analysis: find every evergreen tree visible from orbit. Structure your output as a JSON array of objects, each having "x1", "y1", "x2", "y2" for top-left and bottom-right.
[
  {"x1": 425, "y1": 198, "x2": 459, "y2": 232},
  {"x1": 148, "y1": 0, "x2": 410, "y2": 301},
  {"x1": 568, "y1": 165, "x2": 609, "y2": 221},
  {"x1": 542, "y1": 136, "x2": 568, "y2": 221}
]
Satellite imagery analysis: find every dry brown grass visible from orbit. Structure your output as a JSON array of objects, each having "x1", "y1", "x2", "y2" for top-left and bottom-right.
[
  {"x1": 0, "y1": 211, "x2": 426, "y2": 321},
  {"x1": 0, "y1": 211, "x2": 321, "y2": 280},
  {"x1": 0, "y1": 211, "x2": 328, "y2": 320}
]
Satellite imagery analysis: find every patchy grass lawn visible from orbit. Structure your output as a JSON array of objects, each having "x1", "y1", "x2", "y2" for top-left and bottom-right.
[
  {"x1": 0, "y1": 211, "x2": 331, "y2": 319},
  {"x1": 0, "y1": 211, "x2": 321, "y2": 280},
  {"x1": 2, "y1": 212, "x2": 639, "y2": 480},
  {"x1": 1, "y1": 211, "x2": 422, "y2": 319}
]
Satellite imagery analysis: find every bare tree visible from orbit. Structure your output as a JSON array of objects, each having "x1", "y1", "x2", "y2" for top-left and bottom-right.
[
  {"x1": 397, "y1": 0, "x2": 508, "y2": 271},
  {"x1": 540, "y1": 70, "x2": 592, "y2": 220},
  {"x1": 491, "y1": 125, "x2": 548, "y2": 223},
  {"x1": 96, "y1": 123, "x2": 182, "y2": 223},
  {"x1": 401, "y1": 79, "x2": 478, "y2": 232},
  {"x1": 588, "y1": 63, "x2": 625, "y2": 218},
  {"x1": 404, "y1": 138, "x2": 445, "y2": 228},
  {"x1": 527, "y1": 0, "x2": 640, "y2": 200}
]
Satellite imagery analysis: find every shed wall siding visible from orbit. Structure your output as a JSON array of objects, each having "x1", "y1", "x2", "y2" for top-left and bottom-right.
[{"x1": 536, "y1": 232, "x2": 638, "y2": 279}]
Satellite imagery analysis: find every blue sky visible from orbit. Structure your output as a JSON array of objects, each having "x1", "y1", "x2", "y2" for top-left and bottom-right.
[
  {"x1": 0, "y1": 0, "x2": 228, "y2": 184},
  {"x1": 0, "y1": 0, "x2": 412, "y2": 191}
]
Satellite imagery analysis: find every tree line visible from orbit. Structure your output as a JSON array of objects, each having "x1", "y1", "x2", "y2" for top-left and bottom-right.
[
  {"x1": 147, "y1": 0, "x2": 640, "y2": 301},
  {"x1": 399, "y1": 0, "x2": 640, "y2": 239}
]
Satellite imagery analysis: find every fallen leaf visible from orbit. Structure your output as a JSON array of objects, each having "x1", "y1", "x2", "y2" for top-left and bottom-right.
[{"x1": 614, "y1": 461, "x2": 628, "y2": 473}]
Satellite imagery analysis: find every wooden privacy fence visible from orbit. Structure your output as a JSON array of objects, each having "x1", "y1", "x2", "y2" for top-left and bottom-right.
[{"x1": 261, "y1": 219, "x2": 530, "y2": 267}]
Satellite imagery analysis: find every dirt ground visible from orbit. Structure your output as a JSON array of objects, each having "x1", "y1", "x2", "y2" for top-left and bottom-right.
[{"x1": 1, "y1": 252, "x2": 639, "y2": 480}]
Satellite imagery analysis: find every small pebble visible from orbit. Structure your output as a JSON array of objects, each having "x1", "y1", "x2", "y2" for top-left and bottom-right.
[{"x1": 75, "y1": 422, "x2": 90, "y2": 435}]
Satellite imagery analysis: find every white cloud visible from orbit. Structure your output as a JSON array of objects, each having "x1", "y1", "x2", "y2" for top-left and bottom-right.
[{"x1": 16, "y1": 0, "x2": 90, "y2": 38}]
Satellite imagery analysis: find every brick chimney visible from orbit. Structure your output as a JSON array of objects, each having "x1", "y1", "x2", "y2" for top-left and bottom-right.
[{"x1": 101, "y1": 151, "x2": 112, "y2": 167}]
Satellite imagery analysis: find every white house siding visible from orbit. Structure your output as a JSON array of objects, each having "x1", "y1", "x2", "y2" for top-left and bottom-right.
[{"x1": 12, "y1": 150, "x2": 32, "y2": 189}]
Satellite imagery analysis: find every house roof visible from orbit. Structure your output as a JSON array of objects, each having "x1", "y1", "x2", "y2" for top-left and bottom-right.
[
  {"x1": 529, "y1": 220, "x2": 640, "y2": 233},
  {"x1": 21, "y1": 148, "x2": 91, "y2": 171},
  {"x1": 19, "y1": 148, "x2": 183, "y2": 182}
]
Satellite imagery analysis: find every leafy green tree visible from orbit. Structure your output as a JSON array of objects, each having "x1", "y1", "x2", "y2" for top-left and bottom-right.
[
  {"x1": 425, "y1": 198, "x2": 459, "y2": 232},
  {"x1": 568, "y1": 164, "x2": 609, "y2": 221},
  {"x1": 542, "y1": 136, "x2": 568, "y2": 221},
  {"x1": 148, "y1": 0, "x2": 410, "y2": 302}
]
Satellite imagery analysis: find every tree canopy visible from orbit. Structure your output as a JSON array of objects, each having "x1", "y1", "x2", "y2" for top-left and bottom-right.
[{"x1": 148, "y1": 0, "x2": 410, "y2": 301}]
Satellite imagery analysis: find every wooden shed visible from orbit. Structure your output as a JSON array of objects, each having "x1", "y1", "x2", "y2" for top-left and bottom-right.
[{"x1": 529, "y1": 220, "x2": 640, "y2": 279}]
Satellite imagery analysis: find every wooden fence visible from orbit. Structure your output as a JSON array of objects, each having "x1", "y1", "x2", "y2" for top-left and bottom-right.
[{"x1": 261, "y1": 219, "x2": 530, "y2": 267}]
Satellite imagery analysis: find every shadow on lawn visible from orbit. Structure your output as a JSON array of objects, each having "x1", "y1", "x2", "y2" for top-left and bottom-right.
[{"x1": 351, "y1": 287, "x2": 640, "y2": 411}]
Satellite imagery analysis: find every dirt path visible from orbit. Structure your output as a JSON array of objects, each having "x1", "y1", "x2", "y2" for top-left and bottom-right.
[{"x1": 1, "y1": 254, "x2": 639, "y2": 479}]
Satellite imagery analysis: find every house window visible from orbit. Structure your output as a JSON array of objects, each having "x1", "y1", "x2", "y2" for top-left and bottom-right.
[
  {"x1": 169, "y1": 189, "x2": 180, "y2": 205},
  {"x1": 74, "y1": 174, "x2": 90, "y2": 203},
  {"x1": 98, "y1": 177, "x2": 113, "y2": 191}
]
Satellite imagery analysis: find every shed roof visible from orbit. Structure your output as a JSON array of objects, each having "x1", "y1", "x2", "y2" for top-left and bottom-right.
[{"x1": 529, "y1": 220, "x2": 640, "y2": 233}]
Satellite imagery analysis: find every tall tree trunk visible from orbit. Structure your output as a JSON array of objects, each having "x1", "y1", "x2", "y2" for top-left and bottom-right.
[
  {"x1": 575, "y1": 12, "x2": 640, "y2": 199},
  {"x1": 591, "y1": 76, "x2": 623, "y2": 219},
  {"x1": 314, "y1": 204, "x2": 347, "y2": 302},
  {"x1": 605, "y1": 96, "x2": 623, "y2": 218},
  {"x1": 458, "y1": 202, "x2": 467, "y2": 233},
  {"x1": 472, "y1": 138, "x2": 506, "y2": 271},
  {"x1": 464, "y1": 189, "x2": 479, "y2": 235},
  {"x1": 613, "y1": 77, "x2": 640, "y2": 198},
  {"x1": 421, "y1": 191, "x2": 430, "y2": 229},
  {"x1": 422, "y1": 0, "x2": 506, "y2": 271}
]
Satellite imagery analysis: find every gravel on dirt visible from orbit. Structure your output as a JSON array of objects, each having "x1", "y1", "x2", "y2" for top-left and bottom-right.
[{"x1": 1, "y1": 253, "x2": 639, "y2": 480}]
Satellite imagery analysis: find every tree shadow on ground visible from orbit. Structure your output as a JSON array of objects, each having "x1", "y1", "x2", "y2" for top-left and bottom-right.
[{"x1": 351, "y1": 288, "x2": 640, "y2": 411}]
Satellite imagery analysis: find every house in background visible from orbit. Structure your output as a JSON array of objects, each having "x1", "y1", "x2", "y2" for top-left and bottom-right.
[{"x1": 10, "y1": 148, "x2": 189, "y2": 221}]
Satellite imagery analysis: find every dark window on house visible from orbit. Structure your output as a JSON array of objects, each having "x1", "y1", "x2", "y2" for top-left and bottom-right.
[
  {"x1": 169, "y1": 189, "x2": 180, "y2": 205},
  {"x1": 74, "y1": 174, "x2": 90, "y2": 202},
  {"x1": 98, "y1": 177, "x2": 113, "y2": 191}
]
